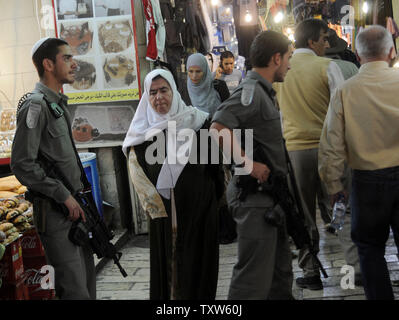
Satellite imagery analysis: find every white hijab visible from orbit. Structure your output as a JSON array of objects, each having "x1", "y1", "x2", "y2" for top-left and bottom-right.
[{"x1": 122, "y1": 69, "x2": 208, "y2": 199}]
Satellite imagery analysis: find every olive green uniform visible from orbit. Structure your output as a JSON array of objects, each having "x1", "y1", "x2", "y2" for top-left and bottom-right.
[
  {"x1": 11, "y1": 82, "x2": 96, "y2": 300},
  {"x1": 212, "y1": 71, "x2": 294, "y2": 299}
]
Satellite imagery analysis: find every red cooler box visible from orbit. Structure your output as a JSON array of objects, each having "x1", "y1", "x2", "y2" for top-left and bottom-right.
[
  {"x1": 0, "y1": 238, "x2": 24, "y2": 284},
  {"x1": 20, "y1": 228, "x2": 45, "y2": 258},
  {"x1": 23, "y1": 255, "x2": 55, "y2": 300},
  {"x1": 0, "y1": 277, "x2": 29, "y2": 300}
]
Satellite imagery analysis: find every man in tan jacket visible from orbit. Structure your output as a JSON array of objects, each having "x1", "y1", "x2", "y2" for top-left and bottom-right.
[{"x1": 319, "y1": 25, "x2": 399, "y2": 300}]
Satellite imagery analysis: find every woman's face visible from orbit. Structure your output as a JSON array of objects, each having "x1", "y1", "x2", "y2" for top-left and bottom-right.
[
  {"x1": 148, "y1": 77, "x2": 173, "y2": 114},
  {"x1": 188, "y1": 66, "x2": 204, "y2": 84}
]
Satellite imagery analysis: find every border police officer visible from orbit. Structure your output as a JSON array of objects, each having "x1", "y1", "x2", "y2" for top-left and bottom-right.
[
  {"x1": 11, "y1": 38, "x2": 96, "y2": 299},
  {"x1": 210, "y1": 31, "x2": 294, "y2": 299}
]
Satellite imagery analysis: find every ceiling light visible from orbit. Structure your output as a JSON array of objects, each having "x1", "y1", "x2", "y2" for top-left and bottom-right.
[
  {"x1": 362, "y1": 2, "x2": 369, "y2": 14},
  {"x1": 245, "y1": 10, "x2": 253, "y2": 23},
  {"x1": 274, "y1": 12, "x2": 284, "y2": 23}
]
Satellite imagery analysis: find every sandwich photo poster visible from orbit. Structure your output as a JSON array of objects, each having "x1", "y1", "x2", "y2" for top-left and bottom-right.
[{"x1": 52, "y1": 0, "x2": 141, "y2": 104}]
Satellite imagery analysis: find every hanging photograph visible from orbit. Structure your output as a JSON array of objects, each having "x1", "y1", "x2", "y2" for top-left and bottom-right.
[
  {"x1": 94, "y1": 0, "x2": 132, "y2": 17},
  {"x1": 56, "y1": 0, "x2": 94, "y2": 20},
  {"x1": 98, "y1": 19, "x2": 133, "y2": 54},
  {"x1": 59, "y1": 20, "x2": 94, "y2": 56},
  {"x1": 65, "y1": 57, "x2": 97, "y2": 91},
  {"x1": 53, "y1": 0, "x2": 141, "y2": 104},
  {"x1": 102, "y1": 53, "x2": 136, "y2": 89},
  {"x1": 70, "y1": 104, "x2": 135, "y2": 144}
]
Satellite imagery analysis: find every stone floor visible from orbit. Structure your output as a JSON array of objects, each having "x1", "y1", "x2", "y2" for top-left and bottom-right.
[{"x1": 96, "y1": 214, "x2": 399, "y2": 300}]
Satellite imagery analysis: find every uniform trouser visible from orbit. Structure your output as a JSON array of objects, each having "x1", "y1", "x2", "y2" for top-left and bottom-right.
[
  {"x1": 227, "y1": 201, "x2": 293, "y2": 300},
  {"x1": 351, "y1": 167, "x2": 399, "y2": 300},
  {"x1": 38, "y1": 204, "x2": 96, "y2": 300}
]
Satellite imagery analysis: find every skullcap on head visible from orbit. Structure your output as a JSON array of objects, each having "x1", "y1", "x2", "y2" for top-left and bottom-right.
[{"x1": 31, "y1": 37, "x2": 51, "y2": 57}]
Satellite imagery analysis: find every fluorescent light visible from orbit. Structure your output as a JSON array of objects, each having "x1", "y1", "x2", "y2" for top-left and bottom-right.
[
  {"x1": 211, "y1": 0, "x2": 220, "y2": 6},
  {"x1": 362, "y1": 2, "x2": 369, "y2": 14}
]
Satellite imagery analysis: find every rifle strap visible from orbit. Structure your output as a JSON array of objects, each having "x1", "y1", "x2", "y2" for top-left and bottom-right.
[{"x1": 40, "y1": 98, "x2": 92, "y2": 192}]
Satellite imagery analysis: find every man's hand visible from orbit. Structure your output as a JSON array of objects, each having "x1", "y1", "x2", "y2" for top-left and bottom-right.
[
  {"x1": 64, "y1": 195, "x2": 86, "y2": 222},
  {"x1": 250, "y1": 161, "x2": 270, "y2": 183},
  {"x1": 215, "y1": 66, "x2": 223, "y2": 79},
  {"x1": 329, "y1": 190, "x2": 349, "y2": 207}
]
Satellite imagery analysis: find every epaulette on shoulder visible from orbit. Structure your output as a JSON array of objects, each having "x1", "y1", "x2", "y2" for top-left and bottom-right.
[
  {"x1": 16, "y1": 92, "x2": 44, "y2": 116},
  {"x1": 241, "y1": 78, "x2": 258, "y2": 106},
  {"x1": 20, "y1": 92, "x2": 44, "y2": 129}
]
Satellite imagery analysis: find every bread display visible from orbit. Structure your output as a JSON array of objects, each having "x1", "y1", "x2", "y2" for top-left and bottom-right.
[
  {"x1": 0, "y1": 222, "x2": 13, "y2": 232},
  {"x1": 0, "y1": 198, "x2": 33, "y2": 245},
  {"x1": 0, "y1": 109, "x2": 16, "y2": 132},
  {"x1": 0, "y1": 132, "x2": 14, "y2": 158},
  {"x1": 0, "y1": 175, "x2": 27, "y2": 198}
]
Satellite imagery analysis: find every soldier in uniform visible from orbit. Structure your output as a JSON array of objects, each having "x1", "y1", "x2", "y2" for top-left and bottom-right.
[
  {"x1": 210, "y1": 30, "x2": 294, "y2": 299},
  {"x1": 11, "y1": 38, "x2": 96, "y2": 300}
]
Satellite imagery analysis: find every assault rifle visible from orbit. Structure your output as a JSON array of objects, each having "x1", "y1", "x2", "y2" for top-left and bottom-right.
[
  {"x1": 236, "y1": 145, "x2": 328, "y2": 278},
  {"x1": 69, "y1": 190, "x2": 128, "y2": 278},
  {"x1": 32, "y1": 153, "x2": 128, "y2": 278}
]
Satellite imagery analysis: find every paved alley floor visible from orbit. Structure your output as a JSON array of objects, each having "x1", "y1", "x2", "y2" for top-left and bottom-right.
[{"x1": 96, "y1": 215, "x2": 399, "y2": 300}]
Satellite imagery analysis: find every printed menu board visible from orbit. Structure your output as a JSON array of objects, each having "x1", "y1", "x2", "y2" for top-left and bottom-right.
[{"x1": 53, "y1": 0, "x2": 141, "y2": 104}]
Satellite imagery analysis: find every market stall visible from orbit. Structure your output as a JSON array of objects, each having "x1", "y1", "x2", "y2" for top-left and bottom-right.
[{"x1": 0, "y1": 175, "x2": 54, "y2": 300}]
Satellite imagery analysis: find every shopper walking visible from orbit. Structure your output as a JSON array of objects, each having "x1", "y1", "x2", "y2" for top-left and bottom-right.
[
  {"x1": 275, "y1": 18, "x2": 345, "y2": 290},
  {"x1": 319, "y1": 25, "x2": 399, "y2": 300}
]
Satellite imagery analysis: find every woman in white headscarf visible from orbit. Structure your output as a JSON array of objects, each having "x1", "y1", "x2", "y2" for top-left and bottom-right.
[
  {"x1": 123, "y1": 69, "x2": 224, "y2": 300},
  {"x1": 187, "y1": 53, "x2": 229, "y2": 117}
]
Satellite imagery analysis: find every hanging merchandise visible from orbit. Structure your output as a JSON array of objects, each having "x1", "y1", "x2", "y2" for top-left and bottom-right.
[
  {"x1": 218, "y1": 5, "x2": 234, "y2": 24},
  {"x1": 158, "y1": 0, "x2": 184, "y2": 70},
  {"x1": 142, "y1": 0, "x2": 158, "y2": 60},
  {"x1": 212, "y1": 4, "x2": 238, "y2": 56},
  {"x1": 185, "y1": 0, "x2": 211, "y2": 54},
  {"x1": 233, "y1": 0, "x2": 260, "y2": 69},
  {"x1": 200, "y1": 0, "x2": 216, "y2": 52},
  {"x1": 292, "y1": 0, "x2": 350, "y2": 24},
  {"x1": 151, "y1": 0, "x2": 166, "y2": 60}
]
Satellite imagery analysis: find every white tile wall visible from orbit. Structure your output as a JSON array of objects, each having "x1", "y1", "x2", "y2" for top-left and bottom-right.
[{"x1": 0, "y1": 0, "x2": 53, "y2": 109}]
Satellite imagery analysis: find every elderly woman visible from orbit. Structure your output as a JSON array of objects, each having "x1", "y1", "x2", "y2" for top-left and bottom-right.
[
  {"x1": 123, "y1": 69, "x2": 223, "y2": 300},
  {"x1": 187, "y1": 53, "x2": 230, "y2": 117}
]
